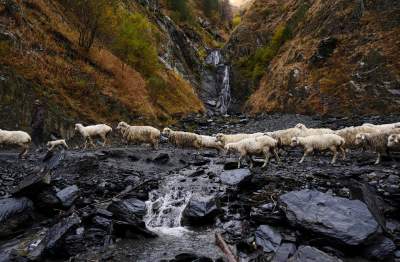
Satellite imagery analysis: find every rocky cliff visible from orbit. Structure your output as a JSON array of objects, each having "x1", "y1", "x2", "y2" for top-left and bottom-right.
[
  {"x1": 225, "y1": 0, "x2": 400, "y2": 116},
  {"x1": 0, "y1": 0, "x2": 220, "y2": 135}
]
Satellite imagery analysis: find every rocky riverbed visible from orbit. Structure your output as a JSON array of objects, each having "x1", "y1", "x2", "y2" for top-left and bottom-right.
[{"x1": 0, "y1": 114, "x2": 400, "y2": 261}]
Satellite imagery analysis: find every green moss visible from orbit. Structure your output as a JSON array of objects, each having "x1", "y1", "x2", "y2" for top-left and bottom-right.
[{"x1": 235, "y1": 2, "x2": 309, "y2": 86}]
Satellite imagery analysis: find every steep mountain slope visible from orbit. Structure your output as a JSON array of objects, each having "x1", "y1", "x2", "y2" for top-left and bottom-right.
[
  {"x1": 225, "y1": 0, "x2": 400, "y2": 116},
  {"x1": 0, "y1": 0, "x2": 206, "y2": 135}
]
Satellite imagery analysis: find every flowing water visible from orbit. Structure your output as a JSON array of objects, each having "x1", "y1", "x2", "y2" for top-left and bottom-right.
[
  {"x1": 115, "y1": 165, "x2": 225, "y2": 261},
  {"x1": 204, "y1": 50, "x2": 232, "y2": 116}
]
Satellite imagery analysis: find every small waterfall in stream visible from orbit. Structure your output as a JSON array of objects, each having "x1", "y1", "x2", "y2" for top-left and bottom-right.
[
  {"x1": 144, "y1": 177, "x2": 192, "y2": 234},
  {"x1": 203, "y1": 50, "x2": 232, "y2": 116}
]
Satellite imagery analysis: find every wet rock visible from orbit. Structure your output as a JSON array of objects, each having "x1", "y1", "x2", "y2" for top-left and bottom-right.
[
  {"x1": 279, "y1": 190, "x2": 379, "y2": 246},
  {"x1": 28, "y1": 213, "x2": 81, "y2": 260},
  {"x1": 288, "y1": 246, "x2": 342, "y2": 262},
  {"x1": 255, "y1": 225, "x2": 282, "y2": 253},
  {"x1": 0, "y1": 197, "x2": 34, "y2": 238},
  {"x1": 220, "y1": 169, "x2": 251, "y2": 187},
  {"x1": 250, "y1": 203, "x2": 283, "y2": 225},
  {"x1": 11, "y1": 171, "x2": 51, "y2": 196},
  {"x1": 56, "y1": 185, "x2": 79, "y2": 208},
  {"x1": 152, "y1": 153, "x2": 170, "y2": 164},
  {"x1": 108, "y1": 198, "x2": 147, "y2": 219},
  {"x1": 92, "y1": 216, "x2": 112, "y2": 230},
  {"x1": 108, "y1": 199, "x2": 155, "y2": 237},
  {"x1": 272, "y1": 242, "x2": 297, "y2": 262},
  {"x1": 181, "y1": 194, "x2": 220, "y2": 226},
  {"x1": 363, "y1": 236, "x2": 396, "y2": 260}
]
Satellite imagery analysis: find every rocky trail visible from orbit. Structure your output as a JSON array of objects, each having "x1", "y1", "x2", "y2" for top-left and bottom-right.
[{"x1": 1, "y1": 114, "x2": 400, "y2": 261}]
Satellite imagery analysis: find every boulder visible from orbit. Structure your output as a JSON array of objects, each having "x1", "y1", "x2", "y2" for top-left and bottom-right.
[
  {"x1": 363, "y1": 236, "x2": 396, "y2": 260},
  {"x1": 255, "y1": 225, "x2": 282, "y2": 253},
  {"x1": 56, "y1": 185, "x2": 79, "y2": 208},
  {"x1": 220, "y1": 169, "x2": 251, "y2": 187},
  {"x1": 272, "y1": 243, "x2": 297, "y2": 262},
  {"x1": 181, "y1": 194, "x2": 220, "y2": 226},
  {"x1": 108, "y1": 198, "x2": 155, "y2": 238},
  {"x1": 108, "y1": 198, "x2": 147, "y2": 219},
  {"x1": 279, "y1": 190, "x2": 379, "y2": 246},
  {"x1": 0, "y1": 197, "x2": 34, "y2": 238},
  {"x1": 28, "y1": 213, "x2": 81, "y2": 260},
  {"x1": 288, "y1": 246, "x2": 342, "y2": 262}
]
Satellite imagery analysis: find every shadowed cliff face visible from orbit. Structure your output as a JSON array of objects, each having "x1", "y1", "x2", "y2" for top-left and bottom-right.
[{"x1": 224, "y1": 0, "x2": 400, "y2": 116}]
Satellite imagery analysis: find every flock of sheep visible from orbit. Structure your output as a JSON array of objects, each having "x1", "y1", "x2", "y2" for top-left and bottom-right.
[{"x1": 0, "y1": 120, "x2": 400, "y2": 168}]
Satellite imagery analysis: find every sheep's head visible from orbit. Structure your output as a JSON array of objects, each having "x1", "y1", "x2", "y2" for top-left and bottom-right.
[
  {"x1": 290, "y1": 137, "x2": 300, "y2": 147},
  {"x1": 74, "y1": 124, "x2": 82, "y2": 131},
  {"x1": 355, "y1": 133, "x2": 367, "y2": 145},
  {"x1": 116, "y1": 122, "x2": 129, "y2": 130},
  {"x1": 295, "y1": 123, "x2": 306, "y2": 130},
  {"x1": 215, "y1": 133, "x2": 225, "y2": 143},
  {"x1": 162, "y1": 128, "x2": 172, "y2": 137},
  {"x1": 388, "y1": 134, "x2": 400, "y2": 148}
]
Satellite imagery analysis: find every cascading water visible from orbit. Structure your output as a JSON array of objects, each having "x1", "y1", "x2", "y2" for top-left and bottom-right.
[
  {"x1": 218, "y1": 65, "x2": 231, "y2": 115},
  {"x1": 144, "y1": 176, "x2": 192, "y2": 234},
  {"x1": 204, "y1": 50, "x2": 232, "y2": 116},
  {"x1": 118, "y1": 169, "x2": 225, "y2": 261}
]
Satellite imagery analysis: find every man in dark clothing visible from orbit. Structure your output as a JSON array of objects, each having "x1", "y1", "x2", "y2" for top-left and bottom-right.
[{"x1": 31, "y1": 99, "x2": 46, "y2": 147}]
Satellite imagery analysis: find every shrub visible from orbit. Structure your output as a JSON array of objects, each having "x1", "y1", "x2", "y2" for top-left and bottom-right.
[{"x1": 111, "y1": 12, "x2": 159, "y2": 77}]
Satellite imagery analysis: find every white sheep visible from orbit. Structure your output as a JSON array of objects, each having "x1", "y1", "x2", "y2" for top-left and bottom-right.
[
  {"x1": 335, "y1": 125, "x2": 379, "y2": 149},
  {"x1": 215, "y1": 132, "x2": 264, "y2": 146},
  {"x1": 116, "y1": 122, "x2": 160, "y2": 149},
  {"x1": 198, "y1": 135, "x2": 224, "y2": 152},
  {"x1": 355, "y1": 130, "x2": 400, "y2": 164},
  {"x1": 162, "y1": 128, "x2": 201, "y2": 149},
  {"x1": 46, "y1": 139, "x2": 68, "y2": 151},
  {"x1": 265, "y1": 128, "x2": 302, "y2": 147},
  {"x1": 388, "y1": 134, "x2": 400, "y2": 148},
  {"x1": 362, "y1": 122, "x2": 400, "y2": 130},
  {"x1": 225, "y1": 135, "x2": 281, "y2": 168},
  {"x1": 74, "y1": 124, "x2": 112, "y2": 149},
  {"x1": 0, "y1": 129, "x2": 31, "y2": 158},
  {"x1": 290, "y1": 134, "x2": 346, "y2": 164},
  {"x1": 295, "y1": 123, "x2": 335, "y2": 136}
]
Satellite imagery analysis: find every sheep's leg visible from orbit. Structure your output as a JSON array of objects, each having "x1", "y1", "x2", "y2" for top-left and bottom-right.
[
  {"x1": 101, "y1": 134, "x2": 107, "y2": 147},
  {"x1": 340, "y1": 146, "x2": 346, "y2": 160},
  {"x1": 83, "y1": 138, "x2": 88, "y2": 150},
  {"x1": 262, "y1": 150, "x2": 271, "y2": 168},
  {"x1": 248, "y1": 155, "x2": 254, "y2": 169},
  {"x1": 299, "y1": 149, "x2": 312, "y2": 163},
  {"x1": 273, "y1": 148, "x2": 281, "y2": 164},
  {"x1": 374, "y1": 153, "x2": 381, "y2": 165},
  {"x1": 89, "y1": 137, "x2": 96, "y2": 148},
  {"x1": 331, "y1": 147, "x2": 338, "y2": 164},
  {"x1": 237, "y1": 155, "x2": 242, "y2": 168},
  {"x1": 19, "y1": 144, "x2": 28, "y2": 159}
]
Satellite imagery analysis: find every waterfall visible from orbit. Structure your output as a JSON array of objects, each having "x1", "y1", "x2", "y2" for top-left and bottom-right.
[
  {"x1": 219, "y1": 65, "x2": 231, "y2": 115},
  {"x1": 205, "y1": 50, "x2": 222, "y2": 66},
  {"x1": 204, "y1": 50, "x2": 232, "y2": 115},
  {"x1": 144, "y1": 175, "x2": 192, "y2": 235}
]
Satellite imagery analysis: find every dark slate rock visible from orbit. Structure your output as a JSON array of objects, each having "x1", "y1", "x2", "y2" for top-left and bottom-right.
[
  {"x1": 363, "y1": 236, "x2": 396, "y2": 260},
  {"x1": 288, "y1": 246, "x2": 342, "y2": 262},
  {"x1": 255, "y1": 225, "x2": 282, "y2": 253},
  {"x1": 220, "y1": 169, "x2": 251, "y2": 186},
  {"x1": 153, "y1": 153, "x2": 170, "y2": 164},
  {"x1": 181, "y1": 194, "x2": 220, "y2": 226},
  {"x1": 108, "y1": 199, "x2": 155, "y2": 238},
  {"x1": 56, "y1": 185, "x2": 79, "y2": 208},
  {"x1": 28, "y1": 213, "x2": 81, "y2": 260},
  {"x1": 0, "y1": 197, "x2": 34, "y2": 237},
  {"x1": 272, "y1": 242, "x2": 297, "y2": 262},
  {"x1": 279, "y1": 190, "x2": 379, "y2": 246}
]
